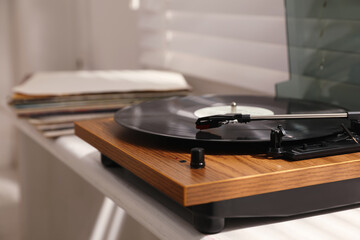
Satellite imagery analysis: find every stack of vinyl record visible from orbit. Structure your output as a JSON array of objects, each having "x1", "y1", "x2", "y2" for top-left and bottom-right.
[{"x1": 9, "y1": 70, "x2": 190, "y2": 137}]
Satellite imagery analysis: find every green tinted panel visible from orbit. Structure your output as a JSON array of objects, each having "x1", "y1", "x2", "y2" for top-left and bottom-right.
[{"x1": 277, "y1": 0, "x2": 360, "y2": 110}]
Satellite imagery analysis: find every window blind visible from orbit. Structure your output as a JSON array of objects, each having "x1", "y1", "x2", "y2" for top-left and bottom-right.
[{"x1": 138, "y1": 0, "x2": 289, "y2": 95}]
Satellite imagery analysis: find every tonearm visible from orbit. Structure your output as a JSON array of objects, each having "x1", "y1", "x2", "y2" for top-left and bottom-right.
[{"x1": 196, "y1": 112, "x2": 360, "y2": 130}]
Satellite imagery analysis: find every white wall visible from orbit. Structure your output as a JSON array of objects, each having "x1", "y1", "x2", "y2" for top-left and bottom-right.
[
  {"x1": 85, "y1": 0, "x2": 140, "y2": 69},
  {"x1": 0, "y1": 0, "x2": 15, "y2": 169},
  {"x1": 10, "y1": 0, "x2": 140, "y2": 79},
  {"x1": 10, "y1": 0, "x2": 79, "y2": 81}
]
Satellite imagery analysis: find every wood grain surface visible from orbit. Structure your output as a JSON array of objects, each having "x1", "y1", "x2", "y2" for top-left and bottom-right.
[{"x1": 75, "y1": 118, "x2": 360, "y2": 206}]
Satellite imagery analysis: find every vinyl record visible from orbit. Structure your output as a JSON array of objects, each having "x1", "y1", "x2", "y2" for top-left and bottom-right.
[{"x1": 114, "y1": 95, "x2": 348, "y2": 142}]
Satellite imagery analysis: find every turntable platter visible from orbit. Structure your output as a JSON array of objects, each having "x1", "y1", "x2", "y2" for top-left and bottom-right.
[{"x1": 115, "y1": 95, "x2": 348, "y2": 142}]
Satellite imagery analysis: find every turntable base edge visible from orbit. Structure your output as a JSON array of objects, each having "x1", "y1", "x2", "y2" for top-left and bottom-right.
[{"x1": 75, "y1": 118, "x2": 360, "y2": 206}]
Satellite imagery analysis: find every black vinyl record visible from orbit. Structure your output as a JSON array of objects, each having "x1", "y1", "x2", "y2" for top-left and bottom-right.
[{"x1": 114, "y1": 95, "x2": 348, "y2": 142}]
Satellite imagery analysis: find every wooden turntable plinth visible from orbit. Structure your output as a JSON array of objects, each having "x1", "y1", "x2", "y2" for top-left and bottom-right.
[{"x1": 75, "y1": 118, "x2": 360, "y2": 207}]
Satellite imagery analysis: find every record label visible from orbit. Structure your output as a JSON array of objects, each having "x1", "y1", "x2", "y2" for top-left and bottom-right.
[{"x1": 194, "y1": 106, "x2": 274, "y2": 118}]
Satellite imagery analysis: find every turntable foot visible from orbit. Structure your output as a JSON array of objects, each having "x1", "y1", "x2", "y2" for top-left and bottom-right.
[
  {"x1": 101, "y1": 154, "x2": 122, "y2": 168},
  {"x1": 193, "y1": 213, "x2": 225, "y2": 234}
]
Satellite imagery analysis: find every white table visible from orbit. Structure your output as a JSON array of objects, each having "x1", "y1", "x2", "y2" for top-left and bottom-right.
[{"x1": 12, "y1": 113, "x2": 360, "y2": 240}]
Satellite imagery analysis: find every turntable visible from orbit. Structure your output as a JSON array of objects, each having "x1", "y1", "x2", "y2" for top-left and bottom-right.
[{"x1": 75, "y1": 95, "x2": 360, "y2": 233}]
